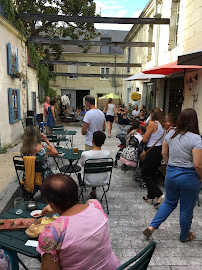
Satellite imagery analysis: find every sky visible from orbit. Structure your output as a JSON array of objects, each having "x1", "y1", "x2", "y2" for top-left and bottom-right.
[{"x1": 94, "y1": 0, "x2": 150, "y2": 31}]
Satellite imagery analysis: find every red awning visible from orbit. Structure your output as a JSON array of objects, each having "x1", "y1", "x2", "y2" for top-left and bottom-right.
[{"x1": 142, "y1": 61, "x2": 202, "y2": 75}]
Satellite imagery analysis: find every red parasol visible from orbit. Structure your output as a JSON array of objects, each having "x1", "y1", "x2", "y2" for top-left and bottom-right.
[{"x1": 142, "y1": 61, "x2": 202, "y2": 75}]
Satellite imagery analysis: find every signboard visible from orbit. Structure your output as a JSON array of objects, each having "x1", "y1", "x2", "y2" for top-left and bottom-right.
[{"x1": 131, "y1": 92, "x2": 141, "y2": 101}]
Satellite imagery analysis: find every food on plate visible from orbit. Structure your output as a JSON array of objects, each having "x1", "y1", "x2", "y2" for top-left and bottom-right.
[
  {"x1": 33, "y1": 213, "x2": 41, "y2": 217},
  {"x1": 25, "y1": 224, "x2": 46, "y2": 238},
  {"x1": 0, "y1": 218, "x2": 35, "y2": 230},
  {"x1": 41, "y1": 216, "x2": 58, "y2": 225}
]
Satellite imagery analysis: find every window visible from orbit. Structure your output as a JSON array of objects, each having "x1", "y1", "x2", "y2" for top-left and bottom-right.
[
  {"x1": 147, "y1": 25, "x2": 153, "y2": 61},
  {"x1": 8, "y1": 88, "x2": 21, "y2": 123},
  {"x1": 169, "y1": 0, "x2": 181, "y2": 49},
  {"x1": 38, "y1": 84, "x2": 44, "y2": 103},
  {"x1": 32, "y1": 92, "x2": 37, "y2": 114},
  {"x1": 100, "y1": 67, "x2": 110, "y2": 80},
  {"x1": 8, "y1": 43, "x2": 18, "y2": 75},
  {"x1": 174, "y1": 1, "x2": 180, "y2": 47},
  {"x1": 127, "y1": 48, "x2": 131, "y2": 73},
  {"x1": 68, "y1": 65, "x2": 78, "y2": 79}
]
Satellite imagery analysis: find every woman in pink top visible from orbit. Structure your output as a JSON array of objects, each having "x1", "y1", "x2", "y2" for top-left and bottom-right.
[{"x1": 37, "y1": 174, "x2": 120, "y2": 270}]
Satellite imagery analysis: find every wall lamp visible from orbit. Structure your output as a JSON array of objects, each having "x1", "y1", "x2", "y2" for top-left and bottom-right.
[{"x1": 187, "y1": 74, "x2": 198, "y2": 91}]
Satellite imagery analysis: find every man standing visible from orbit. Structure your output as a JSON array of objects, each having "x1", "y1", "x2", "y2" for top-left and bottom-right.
[
  {"x1": 44, "y1": 96, "x2": 50, "y2": 124},
  {"x1": 132, "y1": 105, "x2": 140, "y2": 117},
  {"x1": 82, "y1": 95, "x2": 105, "y2": 151}
]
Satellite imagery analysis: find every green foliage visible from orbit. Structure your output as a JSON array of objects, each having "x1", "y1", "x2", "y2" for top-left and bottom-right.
[
  {"x1": 28, "y1": 43, "x2": 57, "y2": 100},
  {"x1": 12, "y1": 0, "x2": 98, "y2": 58},
  {"x1": 1, "y1": 0, "x2": 25, "y2": 35}
]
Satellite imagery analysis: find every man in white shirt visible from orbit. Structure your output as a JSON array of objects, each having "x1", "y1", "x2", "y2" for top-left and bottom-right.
[
  {"x1": 132, "y1": 105, "x2": 140, "y2": 117},
  {"x1": 82, "y1": 95, "x2": 105, "y2": 151},
  {"x1": 80, "y1": 131, "x2": 110, "y2": 199}
]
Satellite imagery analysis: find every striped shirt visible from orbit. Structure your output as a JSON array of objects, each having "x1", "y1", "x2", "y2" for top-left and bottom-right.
[{"x1": 164, "y1": 129, "x2": 202, "y2": 168}]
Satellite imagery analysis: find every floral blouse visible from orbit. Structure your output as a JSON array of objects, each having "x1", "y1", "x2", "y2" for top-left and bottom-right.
[{"x1": 37, "y1": 200, "x2": 120, "y2": 270}]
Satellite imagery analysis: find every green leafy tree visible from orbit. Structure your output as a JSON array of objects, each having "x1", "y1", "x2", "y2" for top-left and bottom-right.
[{"x1": 14, "y1": 0, "x2": 98, "y2": 59}]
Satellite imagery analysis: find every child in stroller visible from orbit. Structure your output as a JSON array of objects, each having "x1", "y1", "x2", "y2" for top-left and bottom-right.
[
  {"x1": 114, "y1": 120, "x2": 144, "y2": 167},
  {"x1": 115, "y1": 120, "x2": 147, "y2": 189}
]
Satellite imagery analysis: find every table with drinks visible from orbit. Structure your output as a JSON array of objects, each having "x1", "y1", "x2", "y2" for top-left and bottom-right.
[
  {"x1": 0, "y1": 199, "x2": 46, "y2": 265},
  {"x1": 54, "y1": 147, "x2": 83, "y2": 175}
]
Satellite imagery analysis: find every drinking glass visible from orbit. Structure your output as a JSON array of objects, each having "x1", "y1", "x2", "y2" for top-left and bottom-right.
[
  {"x1": 73, "y1": 147, "x2": 78, "y2": 154},
  {"x1": 14, "y1": 197, "x2": 24, "y2": 215}
]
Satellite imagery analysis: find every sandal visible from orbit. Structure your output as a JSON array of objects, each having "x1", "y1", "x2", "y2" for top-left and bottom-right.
[
  {"x1": 180, "y1": 231, "x2": 195, "y2": 242},
  {"x1": 143, "y1": 196, "x2": 153, "y2": 205},
  {"x1": 154, "y1": 194, "x2": 165, "y2": 209},
  {"x1": 143, "y1": 228, "x2": 153, "y2": 239}
]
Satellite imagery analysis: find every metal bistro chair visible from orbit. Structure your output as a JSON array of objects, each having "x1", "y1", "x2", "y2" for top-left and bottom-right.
[
  {"x1": 116, "y1": 241, "x2": 156, "y2": 270},
  {"x1": 13, "y1": 156, "x2": 44, "y2": 200},
  {"x1": 52, "y1": 126, "x2": 71, "y2": 148},
  {"x1": 79, "y1": 158, "x2": 113, "y2": 214}
]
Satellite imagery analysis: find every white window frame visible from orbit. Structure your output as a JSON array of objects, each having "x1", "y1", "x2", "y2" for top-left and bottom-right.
[
  {"x1": 174, "y1": 0, "x2": 180, "y2": 47},
  {"x1": 100, "y1": 67, "x2": 110, "y2": 80}
]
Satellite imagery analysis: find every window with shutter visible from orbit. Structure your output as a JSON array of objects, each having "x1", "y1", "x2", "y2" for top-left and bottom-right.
[
  {"x1": 7, "y1": 43, "x2": 19, "y2": 76},
  {"x1": 8, "y1": 88, "x2": 21, "y2": 124}
]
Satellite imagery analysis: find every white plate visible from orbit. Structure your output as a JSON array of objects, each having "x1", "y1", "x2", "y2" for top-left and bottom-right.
[{"x1": 30, "y1": 210, "x2": 42, "y2": 218}]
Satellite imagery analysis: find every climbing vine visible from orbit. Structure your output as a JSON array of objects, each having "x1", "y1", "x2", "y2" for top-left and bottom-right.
[
  {"x1": 1, "y1": 0, "x2": 24, "y2": 35},
  {"x1": 1, "y1": 0, "x2": 58, "y2": 100},
  {"x1": 28, "y1": 43, "x2": 57, "y2": 100}
]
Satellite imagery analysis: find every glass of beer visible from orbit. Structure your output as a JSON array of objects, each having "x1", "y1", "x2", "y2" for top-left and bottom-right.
[{"x1": 73, "y1": 147, "x2": 78, "y2": 154}]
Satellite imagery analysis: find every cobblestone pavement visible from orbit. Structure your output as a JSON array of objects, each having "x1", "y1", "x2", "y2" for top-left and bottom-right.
[{"x1": 18, "y1": 125, "x2": 202, "y2": 269}]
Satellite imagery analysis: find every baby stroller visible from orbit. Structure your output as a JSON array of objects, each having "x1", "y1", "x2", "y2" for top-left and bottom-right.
[
  {"x1": 120, "y1": 134, "x2": 147, "y2": 189},
  {"x1": 114, "y1": 125, "x2": 130, "y2": 168}
]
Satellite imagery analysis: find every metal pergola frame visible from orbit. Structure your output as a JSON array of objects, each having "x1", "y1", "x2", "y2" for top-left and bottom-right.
[
  {"x1": 29, "y1": 37, "x2": 155, "y2": 48},
  {"x1": 19, "y1": 12, "x2": 170, "y2": 78},
  {"x1": 41, "y1": 60, "x2": 141, "y2": 68},
  {"x1": 18, "y1": 13, "x2": 170, "y2": 25}
]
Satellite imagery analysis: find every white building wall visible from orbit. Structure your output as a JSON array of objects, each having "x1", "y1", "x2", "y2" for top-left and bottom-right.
[{"x1": 0, "y1": 14, "x2": 42, "y2": 148}]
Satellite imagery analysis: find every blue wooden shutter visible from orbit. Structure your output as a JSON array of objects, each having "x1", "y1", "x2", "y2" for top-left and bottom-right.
[
  {"x1": 8, "y1": 88, "x2": 13, "y2": 123},
  {"x1": 16, "y1": 48, "x2": 19, "y2": 72},
  {"x1": 17, "y1": 89, "x2": 21, "y2": 120},
  {"x1": 8, "y1": 43, "x2": 12, "y2": 75}
]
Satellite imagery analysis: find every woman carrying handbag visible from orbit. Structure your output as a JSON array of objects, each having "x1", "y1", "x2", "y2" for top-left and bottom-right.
[
  {"x1": 143, "y1": 108, "x2": 202, "y2": 242},
  {"x1": 141, "y1": 107, "x2": 166, "y2": 209}
]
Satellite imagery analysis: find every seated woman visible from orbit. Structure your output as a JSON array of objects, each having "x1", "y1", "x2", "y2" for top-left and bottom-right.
[
  {"x1": 38, "y1": 174, "x2": 120, "y2": 270},
  {"x1": 136, "y1": 109, "x2": 147, "y2": 122},
  {"x1": 20, "y1": 126, "x2": 58, "y2": 179},
  {"x1": 75, "y1": 107, "x2": 83, "y2": 121}
]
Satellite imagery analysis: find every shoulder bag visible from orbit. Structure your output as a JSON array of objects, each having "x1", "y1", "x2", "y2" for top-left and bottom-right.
[{"x1": 140, "y1": 132, "x2": 165, "y2": 162}]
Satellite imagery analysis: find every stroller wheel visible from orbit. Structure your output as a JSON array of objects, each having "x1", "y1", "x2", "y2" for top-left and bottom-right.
[
  {"x1": 133, "y1": 175, "x2": 141, "y2": 182},
  {"x1": 113, "y1": 161, "x2": 118, "y2": 168},
  {"x1": 121, "y1": 164, "x2": 127, "y2": 171},
  {"x1": 140, "y1": 182, "x2": 147, "y2": 189}
]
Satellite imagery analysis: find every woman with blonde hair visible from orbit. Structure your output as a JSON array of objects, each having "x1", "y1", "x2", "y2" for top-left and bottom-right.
[
  {"x1": 141, "y1": 107, "x2": 166, "y2": 208},
  {"x1": 103, "y1": 98, "x2": 117, "y2": 138},
  {"x1": 20, "y1": 126, "x2": 58, "y2": 178}
]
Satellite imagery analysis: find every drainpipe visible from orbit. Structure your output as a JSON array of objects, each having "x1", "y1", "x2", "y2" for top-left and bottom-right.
[
  {"x1": 25, "y1": 44, "x2": 29, "y2": 111},
  {"x1": 114, "y1": 54, "x2": 117, "y2": 94},
  {"x1": 154, "y1": 0, "x2": 157, "y2": 16}
]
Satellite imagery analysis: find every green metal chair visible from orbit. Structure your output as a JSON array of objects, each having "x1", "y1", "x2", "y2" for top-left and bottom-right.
[
  {"x1": 79, "y1": 158, "x2": 113, "y2": 214},
  {"x1": 116, "y1": 241, "x2": 156, "y2": 270}
]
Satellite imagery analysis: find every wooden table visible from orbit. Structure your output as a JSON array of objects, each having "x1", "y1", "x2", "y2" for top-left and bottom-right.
[{"x1": 0, "y1": 202, "x2": 46, "y2": 268}]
